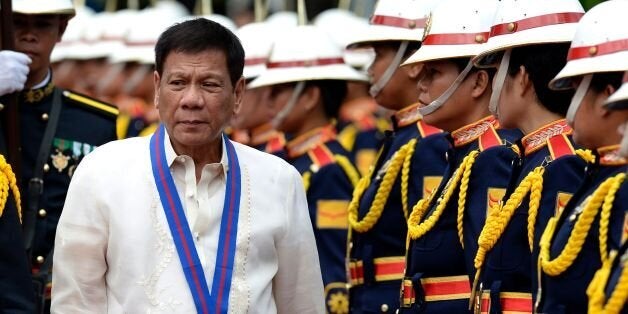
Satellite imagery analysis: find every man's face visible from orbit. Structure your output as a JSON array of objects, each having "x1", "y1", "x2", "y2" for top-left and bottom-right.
[
  {"x1": 154, "y1": 49, "x2": 244, "y2": 149},
  {"x1": 231, "y1": 86, "x2": 273, "y2": 130},
  {"x1": 13, "y1": 14, "x2": 66, "y2": 76}
]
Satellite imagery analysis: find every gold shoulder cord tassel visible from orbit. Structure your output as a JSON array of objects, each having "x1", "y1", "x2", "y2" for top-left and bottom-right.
[{"x1": 0, "y1": 155, "x2": 21, "y2": 221}]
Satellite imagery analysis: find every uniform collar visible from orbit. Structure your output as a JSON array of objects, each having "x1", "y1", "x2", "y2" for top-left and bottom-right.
[
  {"x1": 392, "y1": 103, "x2": 422, "y2": 129},
  {"x1": 249, "y1": 123, "x2": 280, "y2": 146},
  {"x1": 521, "y1": 119, "x2": 572, "y2": 156},
  {"x1": 163, "y1": 129, "x2": 229, "y2": 174},
  {"x1": 22, "y1": 70, "x2": 54, "y2": 104},
  {"x1": 286, "y1": 125, "x2": 336, "y2": 158},
  {"x1": 450, "y1": 116, "x2": 498, "y2": 147},
  {"x1": 597, "y1": 145, "x2": 627, "y2": 166}
]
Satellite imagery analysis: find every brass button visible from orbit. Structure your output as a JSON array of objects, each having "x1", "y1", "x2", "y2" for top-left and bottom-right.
[
  {"x1": 475, "y1": 34, "x2": 485, "y2": 43},
  {"x1": 408, "y1": 20, "x2": 416, "y2": 29},
  {"x1": 38, "y1": 209, "x2": 47, "y2": 217},
  {"x1": 36, "y1": 255, "x2": 45, "y2": 264},
  {"x1": 380, "y1": 304, "x2": 389, "y2": 312},
  {"x1": 507, "y1": 22, "x2": 516, "y2": 32},
  {"x1": 0, "y1": 103, "x2": 4, "y2": 111},
  {"x1": 41, "y1": 113, "x2": 49, "y2": 121},
  {"x1": 43, "y1": 163, "x2": 50, "y2": 172},
  {"x1": 589, "y1": 46, "x2": 598, "y2": 56}
]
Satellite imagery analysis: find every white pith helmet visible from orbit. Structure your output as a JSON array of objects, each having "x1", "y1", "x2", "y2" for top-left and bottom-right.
[
  {"x1": 402, "y1": 0, "x2": 498, "y2": 66},
  {"x1": 401, "y1": 0, "x2": 499, "y2": 116},
  {"x1": 474, "y1": 0, "x2": 584, "y2": 66},
  {"x1": 550, "y1": 0, "x2": 628, "y2": 90},
  {"x1": 346, "y1": 0, "x2": 438, "y2": 48},
  {"x1": 248, "y1": 25, "x2": 367, "y2": 89},
  {"x1": 11, "y1": 0, "x2": 75, "y2": 17},
  {"x1": 314, "y1": 9, "x2": 374, "y2": 70},
  {"x1": 50, "y1": 6, "x2": 94, "y2": 62},
  {"x1": 237, "y1": 22, "x2": 274, "y2": 80}
]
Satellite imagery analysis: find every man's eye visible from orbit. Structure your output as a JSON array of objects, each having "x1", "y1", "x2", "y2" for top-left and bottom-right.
[{"x1": 169, "y1": 80, "x2": 184, "y2": 86}]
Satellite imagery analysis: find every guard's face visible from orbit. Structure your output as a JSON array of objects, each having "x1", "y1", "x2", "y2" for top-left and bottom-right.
[
  {"x1": 13, "y1": 14, "x2": 66, "y2": 80},
  {"x1": 368, "y1": 43, "x2": 419, "y2": 110},
  {"x1": 154, "y1": 49, "x2": 244, "y2": 149},
  {"x1": 571, "y1": 79, "x2": 621, "y2": 149},
  {"x1": 417, "y1": 60, "x2": 471, "y2": 131},
  {"x1": 231, "y1": 86, "x2": 273, "y2": 130}
]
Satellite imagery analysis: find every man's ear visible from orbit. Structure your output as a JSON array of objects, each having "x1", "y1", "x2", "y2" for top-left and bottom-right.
[
  {"x1": 517, "y1": 65, "x2": 534, "y2": 97},
  {"x1": 470, "y1": 70, "x2": 490, "y2": 99},
  {"x1": 301, "y1": 85, "x2": 320, "y2": 112},
  {"x1": 406, "y1": 63, "x2": 424, "y2": 80},
  {"x1": 233, "y1": 76, "x2": 246, "y2": 115},
  {"x1": 599, "y1": 84, "x2": 618, "y2": 118},
  {"x1": 153, "y1": 71, "x2": 161, "y2": 109}
]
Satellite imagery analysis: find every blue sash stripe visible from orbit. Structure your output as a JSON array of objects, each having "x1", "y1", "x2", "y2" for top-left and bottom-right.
[{"x1": 150, "y1": 125, "x2": 241, "y2": 314}]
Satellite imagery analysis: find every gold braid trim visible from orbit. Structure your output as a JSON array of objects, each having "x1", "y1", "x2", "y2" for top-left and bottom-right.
[
  {"x1": 577, "y1": 149, "x2": 596, "y2": 164},
  {"x1": 0, "y1": 155, "x2": 21, "y2": 221},
  {"x1": 587, "y1": 251, "x2": 628, "y2": 314},
  {"x1": 474, "y1": 166, "x2": 545, "y2": 271},
  {"x1": 302, "y1": 171, "x2": 311, "y2": 192},
  {"x1": 334, "y1": 154, "x2": 361, "y2": 188},
  {"x1": 457, "y1": 151, "x2": 480, "y2": 246},
  {"x1": 527, "y1": 167, "x2": 546, "y2": 251},
  {"x1": 540, "y1": 173, "x2": 626, "y2": 276},
  {"x1": 348, "y1": 139, "x2": 417, "y2": 233},
  {"x1": 407, "y1": 152, "x2": 478, "y2": 241}
]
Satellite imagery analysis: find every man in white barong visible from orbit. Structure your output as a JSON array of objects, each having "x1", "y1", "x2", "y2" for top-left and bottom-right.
[{"x1": 51, "y1": 18, "x2": 325, "y2": 313}]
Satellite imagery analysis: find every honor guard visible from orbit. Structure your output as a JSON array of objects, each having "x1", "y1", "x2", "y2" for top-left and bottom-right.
[
  {"x1": 10, "y1": 0, "x2": 118, "y2": 308},
  {"x1": 0, "y1": 68, "x2": 35, "y2": 311},
  {"x1": 232, "y1": 22, "x2": 286, "y2": 157},
  {"x1": 315, "y1": 9, "x2": 386, "y2": 176},
  {"x1": 399, "y1": 1, "x2": 521, "y2": 312},
  {"x1": 535, "y1": 3, "x2": 628, "y2": 312},
  {"x1": 587, "y1": 83, "x2": 628, "y2": 314},
  {"x1": 470, "y1": 0, "x2": 589, "y2": 312},
  {"x1": 249, "y1": 25, "x2": 364, "y2": 314},
  {"x1": 344, "y1": 0, "x2": 450, "y2": 312}
]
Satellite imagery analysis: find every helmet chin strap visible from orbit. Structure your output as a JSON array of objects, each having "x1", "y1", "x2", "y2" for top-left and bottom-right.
[
  {"x1": 489, "y1": 49, "x2": 512, "y2": 117},
  {"x1": 620, "y1": 122, "x2": 628, "y2": 158},
  {"x1": 369, "y1": 40, "x2": 409, "y2": 98},
  {"x1": 566, "y1": 74, "x2": 593, "y2": 125},
  {"x1": 418, "y1": 60, "x2": 474, "y2": 116},
  {"x1": 271, "y1": 81, "x2": 306, "y2": 129}
]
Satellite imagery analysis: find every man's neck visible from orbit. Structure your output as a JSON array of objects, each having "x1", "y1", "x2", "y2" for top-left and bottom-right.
[
  {"x1": 171, "y1": 137, "x2": 223, "y2": 182},
  {"x1": 26, "y1": 67, "x2": 50, "y2": 89},
  {"x1": 518, "y1": 102, "x2": 564, "y2": 135}
]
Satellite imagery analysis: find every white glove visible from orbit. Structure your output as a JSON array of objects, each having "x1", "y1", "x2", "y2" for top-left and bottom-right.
[{"x1": 0, "y1": 50, "x2": 31, "y2": 96}]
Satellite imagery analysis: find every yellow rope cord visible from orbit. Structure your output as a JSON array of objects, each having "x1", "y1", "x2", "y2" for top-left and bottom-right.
[
  {"x1": 0, "y1": 155, "x2": 21, "y2": 222},
  {"x1": 302, "y1": 171, "x2": 311, "y2": 192},
  {"x1": 457, "y1": 151, "x2": 480, "y2": 246},
  {"x1": 407, "y1": 152, "x2": 478, "y2": 240},
  {"x1": 527, "y1": 167, "x2": 546, "y2": 251},
  {"x1": 539, "y1": 173, "x2": 625, "y2": 276},
  {"x1": 348, "y1": 139, "x2": 417, "y2": 233},
  {"x1": 474, "y1": 166, "x2": 545, "y2": 271},
  {"x1": 335, "y1": 154, "x2": 361, "y2": 188},
  {"x1": 400, "y1": 140, "x2": 417, "y2": 219},
  {"x1": 576, "y1": 149, "x2": 596, "y2": 164},
  {"x1": 588, "y1": 251, "x2": 628, "y2": 314}
]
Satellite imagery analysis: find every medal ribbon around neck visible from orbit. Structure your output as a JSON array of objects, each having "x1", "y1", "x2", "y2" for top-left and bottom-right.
[{"x1": 150, "y1": 125, "x2": 241, "y2": 314}]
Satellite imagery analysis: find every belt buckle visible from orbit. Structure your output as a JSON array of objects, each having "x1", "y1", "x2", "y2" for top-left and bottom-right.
[{"x1": 473, "y1": 282, "x2": 483, "y2": 314}]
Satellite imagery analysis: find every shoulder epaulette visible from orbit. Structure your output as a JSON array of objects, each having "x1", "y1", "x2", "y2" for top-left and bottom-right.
[
  {"x1": 265, "y1": 134, "x2": 286, "y2": 154},
  {"x1": 338, "y1": 124, "x2": 358, "y2": 151},
  {"x1": 417, "y1": 120, "x2": 443, "y2": 138},
  {"x1": 478, "y1": 125, "x2": 502, "y2": 152},
  {"x1": 63, "y1": 90, "x2": 118, "y2": 118},
  {"x1": 547, "y1": 134, "x2": 576, "y2": 161},
  {"x1": 307, "y1": 144, "x2": 335, "y2": 173}
]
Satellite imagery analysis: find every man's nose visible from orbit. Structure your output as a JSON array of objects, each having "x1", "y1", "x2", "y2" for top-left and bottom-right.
[{"x1": 180, "y1": 85, "x2": 204, "y2": 109}]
